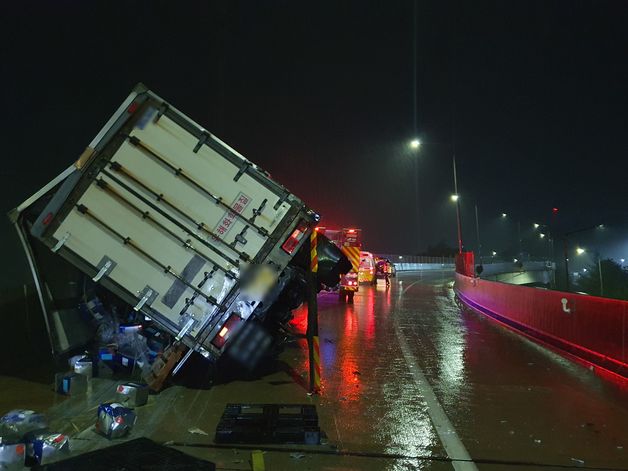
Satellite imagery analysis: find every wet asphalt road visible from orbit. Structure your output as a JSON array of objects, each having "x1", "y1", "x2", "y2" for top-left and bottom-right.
[
  {"x1": 287, "y1": 270, "x2": 628, "y2": 470},
  {"x1": 2, "y1": 270, "x2": 628, "y2": 470}
]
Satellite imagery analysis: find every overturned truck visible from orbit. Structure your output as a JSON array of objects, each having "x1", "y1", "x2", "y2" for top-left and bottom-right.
[{"x1": 11, "y1": 84, "x2": 350, "y2": 387}]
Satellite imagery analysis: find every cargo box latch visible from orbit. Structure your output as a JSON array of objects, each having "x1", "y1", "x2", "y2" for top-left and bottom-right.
[
  {"x1": 134, "y1": 286, "x2": 159, "y2": 312},
  {"x1": 92, "y1": 256, "x2": 117, "y2": 283},
  {"x1": 51, "y1": 232, "x2": 71, "y2": 253}
]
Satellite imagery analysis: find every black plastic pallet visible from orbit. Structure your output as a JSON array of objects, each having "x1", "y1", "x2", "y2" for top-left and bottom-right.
[{"x1": 215, "y1": 403, "x2": 320, "y2": 445}]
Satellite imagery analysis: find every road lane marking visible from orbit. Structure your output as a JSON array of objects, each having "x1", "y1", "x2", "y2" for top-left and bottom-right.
[{"x1": 394, "y1": 283, "x2": 478, "y2": 471}]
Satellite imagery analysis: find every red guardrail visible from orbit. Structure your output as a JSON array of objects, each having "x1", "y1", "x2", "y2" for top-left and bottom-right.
[{"x1": 455, "y1": 273, "x2": 628, "y2": 381}]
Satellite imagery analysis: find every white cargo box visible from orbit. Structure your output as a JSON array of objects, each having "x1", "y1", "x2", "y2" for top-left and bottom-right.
[{"x1": 20, "y1": 84, "x2": 317, "y2": 360}]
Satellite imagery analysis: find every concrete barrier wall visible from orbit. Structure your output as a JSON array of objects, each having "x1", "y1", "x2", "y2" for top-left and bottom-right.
[
  {"x1": 394, "y1": 263, "x2": 455, "y2": 271},
  {"x1": 455, "y1": 273, "x2": 628, "y2": 380}
]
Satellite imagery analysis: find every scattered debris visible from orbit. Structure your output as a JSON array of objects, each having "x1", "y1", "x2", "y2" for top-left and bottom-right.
[
  {"x1": 54, "y1": 372, "x2": 88, "y2": 396},
  {"x1": 187, "y1": 427, "x2": 209, "y2": 436},
  {"x1": 116, "y1": 382, "x2": 149, "y2": 407},
  {"x1": 290, "y1": 452, "x2": 306, "y2": 460},
  {"x1": 499, "y1": 420, "x2": 508, "y2": 424},
  {"x1": 25, "y1": 432, "x2": 70, "y2": 465},
  {"x1": 0, "y1": 410, "x2": 47, "y2": 442},
  {"x1": 0, "y1": 410, "x2": 70, "y2": 467},
  {"x1": 570, "y1": 457, "x2": 585, "y2": 467},
  {"x1": 96, "y1": 403, "x2": 137, "y2": 439}
]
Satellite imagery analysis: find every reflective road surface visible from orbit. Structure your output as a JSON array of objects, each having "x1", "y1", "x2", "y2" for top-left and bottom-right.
[
  {"x1": 2, "y1": 270, "x2": 627, "y2": 470},
  {"x1": 287, "y1": 270, "x2": 628, "y2": 470}
]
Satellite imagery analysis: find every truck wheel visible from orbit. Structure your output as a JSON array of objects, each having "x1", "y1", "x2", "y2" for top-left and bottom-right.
[{"x1": 347, "y1": 292, "x2": 354, "y2": 303}]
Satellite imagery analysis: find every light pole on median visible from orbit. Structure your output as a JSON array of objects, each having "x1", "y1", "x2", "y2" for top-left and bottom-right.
[
  {"x1": 409, "y1": 139, "x2": 421, "y2": 253},
  {"x1": 575, "y1": 247, "x2": 605, "y2": 297},
  {"x1": 452, "y1": 155, "x2": 463, "y2": 254}
]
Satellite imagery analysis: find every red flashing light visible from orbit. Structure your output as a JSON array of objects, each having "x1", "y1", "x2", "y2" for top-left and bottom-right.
[
  {"x1": 15, "y1": 444, "x2": 25, "y2": 455},
  {"x1": 218, "y1": 326, "x2": 229, "y2": 338},
  {"x1": 115, "y1": 416, "x2": 124, "y2": 424},
  {"x1": 281, "y1": 220, "x2": 308, "y2": 255},
  {"x1": 552, "y1": 207, "x2": 559, "y2": 215},
  {"x1": 347, "y1": 229, "x2": 356, "y2": 233},
  {"x1": 52, "y1": 434, "x2": 66, "y2": 444},
  {"x1": 42, "y1": 212, "x2": 54, "y2": 226}
]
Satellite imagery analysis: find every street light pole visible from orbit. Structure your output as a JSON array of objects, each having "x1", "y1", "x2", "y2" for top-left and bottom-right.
[
  {"x1": 452, "y1": 155, "x2": 463, "y2": 253},
  {"x1": 563, "y1": 237, "x2": 570, "y2": 291},
  {"x1": 562, "y1": 223, "x2": 605, "y2": 292}
]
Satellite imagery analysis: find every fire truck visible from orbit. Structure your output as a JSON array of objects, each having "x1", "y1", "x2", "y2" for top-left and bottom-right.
[{"x1": 315, "y1": 227, "x2": 361, "y2": 302}]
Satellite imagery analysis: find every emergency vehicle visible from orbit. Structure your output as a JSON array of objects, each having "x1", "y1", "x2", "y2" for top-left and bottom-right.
[
  {"x1": 315, "y1": 227, "x2": 361, "y2": 302},
  {"x1": 358, "y1": 251, "x2": 377, "y2": 285}
]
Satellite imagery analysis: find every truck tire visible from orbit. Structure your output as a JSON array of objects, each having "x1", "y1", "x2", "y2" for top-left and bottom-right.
[{"x1": 347, "y1": 291, "x2": 354, "y2": 303}]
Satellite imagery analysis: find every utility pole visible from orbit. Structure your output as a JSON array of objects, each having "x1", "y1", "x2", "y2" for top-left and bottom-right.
[{"x1": 598, "y1": 258, "x2": 604, "y2": 296}]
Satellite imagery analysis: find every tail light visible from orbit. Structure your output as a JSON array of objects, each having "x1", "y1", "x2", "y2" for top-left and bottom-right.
[
  {"x1": 281, "y1": 220, "x2": 309, "y2": 255},
  {"x1": 211, "y1": 314, "x2": 242, "y2": 349}
]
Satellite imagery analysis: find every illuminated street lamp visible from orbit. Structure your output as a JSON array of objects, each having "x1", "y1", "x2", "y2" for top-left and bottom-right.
[
  {"x1": 576, "y1": 247, "x2": 585, "y2": 255},
  {"x1": 491, "y1": 251, "x2": 497, "y2": 257},
  {"x1": 450, "y1": 194, "x2": 459, "y2": 202},
  {"x1": 501, "y1": 213, "x2": 507, "y2": 218},
  {"x1": 533, "y1": 223, "x2": 540, "y2": 229},
  {"x1": 410, "y1": 139, "x2": 421, "y2": 149},
  {"x1": 539, "y1": 233, "x2": 546, "y2": 239}
]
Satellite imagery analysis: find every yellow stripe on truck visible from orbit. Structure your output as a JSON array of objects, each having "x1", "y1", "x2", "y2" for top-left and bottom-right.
[{"x1": 341, "y1": 246, "x2": 360, "y2": 272}]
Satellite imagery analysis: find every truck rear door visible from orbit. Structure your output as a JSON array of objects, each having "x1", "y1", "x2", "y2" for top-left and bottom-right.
[{"x1": 28, "y1": 84, "x2": 316, "y2": 358}]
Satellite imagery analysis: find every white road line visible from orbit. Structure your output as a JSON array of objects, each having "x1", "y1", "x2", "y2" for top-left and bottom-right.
[{"x1": 394, "y1": 282, "x2": 478, "y2": 471}]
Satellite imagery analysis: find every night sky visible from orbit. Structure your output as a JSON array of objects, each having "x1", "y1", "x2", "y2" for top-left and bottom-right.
[{"x1": 2, "y1": 1, "x2": 628, "y2": 288}]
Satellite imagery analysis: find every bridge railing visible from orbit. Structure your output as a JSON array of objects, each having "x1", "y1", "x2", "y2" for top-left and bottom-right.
[
  {"x1": 375, "y1": 254, "x2": 456, "y2": 272},
  {"x1": 375, "y1": 254, "x2": 456, "y2": 265}
]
